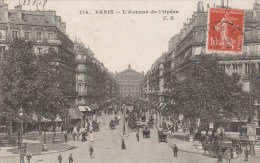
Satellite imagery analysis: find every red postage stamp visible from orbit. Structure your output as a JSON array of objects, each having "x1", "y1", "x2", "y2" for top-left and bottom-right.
[{"x1": 206, "y1": 8, "x2": 245, "y2": 54}]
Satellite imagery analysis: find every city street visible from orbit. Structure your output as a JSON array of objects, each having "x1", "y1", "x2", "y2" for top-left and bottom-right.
[{"x1": 0, "y1": 113, "x2": 217, "y2": 163}]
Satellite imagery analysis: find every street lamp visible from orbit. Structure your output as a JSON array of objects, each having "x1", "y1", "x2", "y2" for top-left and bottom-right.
[
  {"x1": 123, "y1": 103, "x2": 126, "y2": 135},
  {"x1": 18, "y1": 106, "x2": 25, "y2": 163},
  {"x1": 218, "y1": 108, "x2": 224, "y2": 135}
]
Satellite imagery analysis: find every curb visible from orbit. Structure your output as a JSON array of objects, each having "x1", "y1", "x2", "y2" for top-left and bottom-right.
[{"x1": 0, "y1": 146, "x2": 76, "y2": 158}]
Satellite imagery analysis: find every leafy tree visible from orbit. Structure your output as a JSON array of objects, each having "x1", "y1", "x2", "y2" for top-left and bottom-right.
[
  {"x1": 34, "y1": 47, "x2": 69, "y2": 141},
  {"x1": 169, "y1": 57, "x2": 250, "y2": 132},
  {"x1": 0, "y1": 39, "x2": 38, "y2": 136}
]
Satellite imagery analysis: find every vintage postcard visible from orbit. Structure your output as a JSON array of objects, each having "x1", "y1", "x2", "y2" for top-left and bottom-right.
[{"x1": 0, "y1": 0, "x2": 259, "y2": 163}]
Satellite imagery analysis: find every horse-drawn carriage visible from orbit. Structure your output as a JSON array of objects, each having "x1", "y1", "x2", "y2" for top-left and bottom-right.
[
  {"x1": 143, "y1": 127, "x2": 151, "y2": 138},
  {"x1": 109, "y1": 120, "x2": 116, "y2": 130},
  {"x1": 148, "y1": 117, "x2": 154, "y2": 128},
  {"x1": 158, "y1": 130, "x2": 168, "y2": 142},
  {"x1": 107, "y1": 107, "x2": 114, "y2": 115},
  {"x1": 114, "y1": 117, "x2": 119, "y2": 125},
  {"x1": 92, "y1": 121, "x2": 100, "y2": 131}
]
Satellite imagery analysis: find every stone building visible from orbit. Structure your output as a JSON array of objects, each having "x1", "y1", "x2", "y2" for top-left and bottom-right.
[
  {"x1": 0, "y1": 4, "x2": 77, "y2": 111},
  {"x1": 75, "y1": 41, "x2": 118, "y2": 113},
  {"x1": 144, "y1": 0, "x2": 260, "y2": 130},
  {"x1": 115, "y1": 65, "x2": 144, "y2": 98}
]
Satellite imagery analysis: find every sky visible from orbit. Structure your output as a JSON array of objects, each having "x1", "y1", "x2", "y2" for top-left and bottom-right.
[{"x1": 6, "y1": 0, "x2": 255, "y2": 74}]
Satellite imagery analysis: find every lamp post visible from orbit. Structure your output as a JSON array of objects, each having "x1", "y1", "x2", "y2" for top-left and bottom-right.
[
  {"x1": 123, "y1": 103, "x2": 126, "y2": 135},
  {"x1": 18, "y1": 106, "x2": 24, "y2": 163}
]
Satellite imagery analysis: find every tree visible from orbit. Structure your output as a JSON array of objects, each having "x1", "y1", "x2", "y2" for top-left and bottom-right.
[
  {"x1": 0, "y1": 39, "x2": 38, "y2": 136},
  {"x1": 169, "y1": 57, "x2": 250, "y2": 132},
  {"x1": 34, "y1": 47, "x2": 69, "y2": 142}
]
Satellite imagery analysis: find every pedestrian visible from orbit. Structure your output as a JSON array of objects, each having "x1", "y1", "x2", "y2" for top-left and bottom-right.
[
  {"x1": 89, "y1": 146, "x2": 94, "y2": 158},
  {"x1": 26, "y1": 154, "x2": 32, "y2": 163},
  {"x1": 89, "y1": 131, "x2": 94, "y2": 142},
  {"x1": 173, "y1": 144, "x2": 178, "y2": 157},
  {"x1": 136, "y1": 131, "x2": 139, "y2": 142},
  {"x1": 121, "y1": 139, "x2": 126, "y2": 150},
  {"x1": 226, "y1": 149, "x2": 232, "y2": 163},
  {"x1": 244, "y1": 147, "x2": 249, "y2": 161},
  {"x1": 64, "y1": 132, "x2": 68, "y2": 143},
  {"x1": 58, "y1": 154, "x2": 62, "y2": 163},
  {"x1": 81, "y1": 129, "x2": 87, "y2": 142},
  {"x1": 69, "y1": 154, "x2": 73, "y2": 163}
]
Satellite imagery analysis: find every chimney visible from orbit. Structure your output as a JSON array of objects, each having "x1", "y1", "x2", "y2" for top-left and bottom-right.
[
  {"x1": 207, "y1": 3, "x2": 209, "y2": 10},
  {"x1": 221, "y1": 0, "x2": 224, "y2": 7},
  {"x1": 0, "y1": 3, "x2": 8, "y2": 21},
  {"x1": 14, "y1": 4, "x2": 22, "y2": 21},
  {"x1": 197, "y1": 1, "x2": 203, "y2": 12}
]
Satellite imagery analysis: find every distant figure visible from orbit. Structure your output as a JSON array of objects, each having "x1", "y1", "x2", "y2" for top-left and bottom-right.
[
  {"x1": 226, "y1": 149, "x2": 232, "y2": 163},
  {"x1": 69, "y1": 154, "x2": 73, "y2": 163},
  {"x1": 58, "y1": 154, "x2": 62, "y2": 163},
  {"x1": 244, "y1": 147, "x2": 249, "y2": 161},
  {"x1": 173, "y1": 144, "x2": 178, "y2": 157},
  {"x1": 136, "y1": 131, "x2": 139, "y2": 142},
  {"x1": 89, "y1": 146, "x2": 94, "y2": 158},
  {"x1": 26, "y1": 154, "x2": 32, "y2": 163},
  {"x1": 89, "y1": 131, "x2": 94, "y2": 142},
  {"x1": 64, "y1": 132, "x2": 68, "y2": 143},
  {"x1": 121, "y1": 139, "x2": 126, "y2": 150}
]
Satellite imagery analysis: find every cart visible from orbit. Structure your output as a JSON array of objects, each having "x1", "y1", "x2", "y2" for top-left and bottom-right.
[
  {"x1": 158, "y1": 130, "x2": 168, "y2": 142},
  {"x1": 92, "y1": 121, "x2": 100, "y2": 131},
  {"x1": 143, "y1": 129, "x2": 151, "y2": 138},
  {"x1": 108, "y1": 108, "x2": 113, "y2": 115},
  {"x1": 109, "y1": 121, "x2": 116, "y2": 130}
]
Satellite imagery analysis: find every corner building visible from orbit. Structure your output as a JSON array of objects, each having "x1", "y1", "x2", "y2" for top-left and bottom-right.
[{"x1": 0, "y1": 4, "x2": 76, "y2": 107}]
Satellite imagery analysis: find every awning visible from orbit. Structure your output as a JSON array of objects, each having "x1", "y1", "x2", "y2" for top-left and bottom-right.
[
  {"x1": 69, "y1": 107, "x2": 84, "y2": 119},
  {"x1": 78, "y1": 106, "x2": 87, "y2": 112},
  {"x1": 55, "y1": 115, "x2": 62, "y2": 122},
  {"x1": 85, "y1": 106, "x2": 92, "y2": 111}
]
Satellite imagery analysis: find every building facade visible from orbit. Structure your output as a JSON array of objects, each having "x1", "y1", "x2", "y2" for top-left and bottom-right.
[
  {"x1": 0, "y1": 4, "x2": 76, "y2": 107},
  {"x1": 115, "y1": 65, "x2": 144, "y2": 98},
  {"x1": 75, "y1": 40, "x2": 119, "y2": 111},
  {"x1": 145, "y1": 0, "x2": 260, "y2": 103}
]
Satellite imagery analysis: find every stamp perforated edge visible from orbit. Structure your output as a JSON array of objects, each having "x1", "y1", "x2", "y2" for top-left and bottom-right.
[{"x1": 205, "y1": 7, "x2": 245, "y2": 55}]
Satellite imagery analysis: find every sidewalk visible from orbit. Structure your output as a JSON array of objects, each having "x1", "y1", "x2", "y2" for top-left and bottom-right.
[
  {"x1": 156, "y1": 124, "x2": 260, "y2": 163},
  {"x1": 0, "y1": 132, "x2": 78, "y2": 158}
]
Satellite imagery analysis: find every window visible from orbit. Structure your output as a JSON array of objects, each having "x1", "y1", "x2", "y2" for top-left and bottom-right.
[
  {"x1": 232, "y1": 64, "x2": 238, "y2": 70},
  {"x1": 77, "y1": 75, "x2": 83, "y2": 81},
  {"x1": 78, "y1": 85, "x2": 82, "y2": 92},
  {"x1": 37, "y1": 47, "x2": 43, "y2": 54},
  {"x1": 0, "y1": 46, "x2": 5, "y2": 54},
  {"x1": 0, "y1": 30, "x2": 6, "y2": 40},
  {"x1": 245, "y1": 63, "x2": 250, "y2": 75},
  {"x1": 12, "y1": 30, "x2": 18, "y2": 39},
  {"x1": 36, "y1": 32, "x2": 42, "y2": 41},
  {"x1": 251, "y1": 44, "x2": 256, "y2": 53},
  {"x1": 244, "y1": 45, "x2": 250, "y2": 55},
  {"x1": 245, "y1": 30, "x2": 251, "y2": 40},
  {"x1": 194, "y1": 46, "x2": 202, "y2": 56},
  {"x1": 25, "y1": 32, "x2": 31, "y2": 40},
  {"x1": 48, "y1": 33, "x2": 54, "y2": 40},
  {"x1": 257, "y1": 44, "x2": 260, "y2": 54}
]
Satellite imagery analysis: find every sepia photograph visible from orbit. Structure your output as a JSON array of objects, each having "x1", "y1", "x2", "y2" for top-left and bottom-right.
[{"x1": 0, "y1": 0, "x2": 260, "y2": 162}]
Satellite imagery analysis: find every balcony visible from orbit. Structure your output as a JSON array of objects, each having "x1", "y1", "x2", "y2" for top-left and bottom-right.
[
  {"x1": 78, "y1": 91, "x2": 88, "y2": 96},
  {"x1": 47, "y1": 39, "x2": 62, "y2": 44}
]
